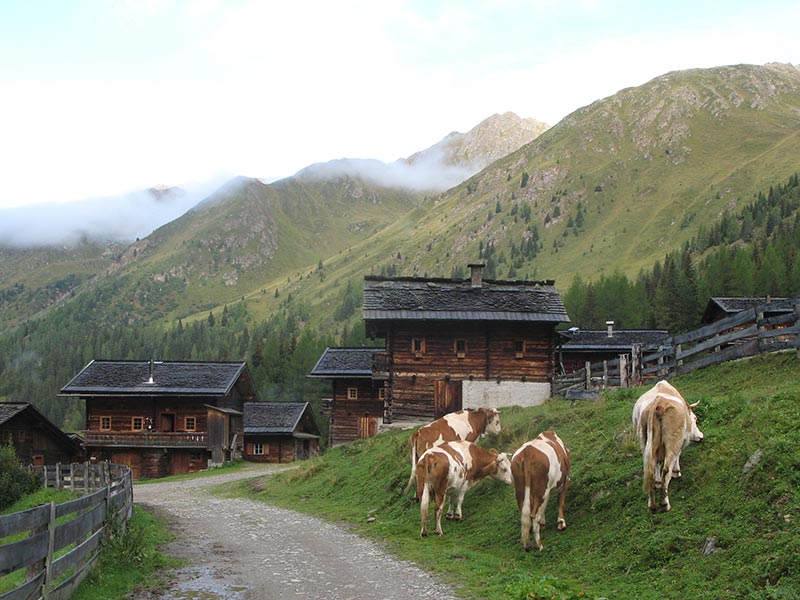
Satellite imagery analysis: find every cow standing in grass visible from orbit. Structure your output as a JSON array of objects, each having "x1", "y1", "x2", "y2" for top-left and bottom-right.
[
  {"x1": 416, "y1": 440, "x2": 512, "y2": 538},
  {"x1": 402, "y1": 408, "x2": 501, "y2": 495},
  {"x1": 511, "y1": 431, "x2": 571, "y2": 552},
  {"x1": 635, "y1": 382, "x2": 704, "y2": 512}
]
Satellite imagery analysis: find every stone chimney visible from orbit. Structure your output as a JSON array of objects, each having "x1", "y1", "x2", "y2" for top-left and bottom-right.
[
  {"x1": 468, "y1": 263, "x2": 485, "y2": 288},
  {"x1": 606, "y1": 321, "x2": 614, "y2": 338},
  {"x1": 148, "y1": 358, "x2": 155, "y2": 384}
]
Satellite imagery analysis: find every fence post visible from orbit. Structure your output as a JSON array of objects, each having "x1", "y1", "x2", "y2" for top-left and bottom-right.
[
  {"x1": 43, "y1": 500, "x2": 56, "y2": 600},
  {"x1": 795, "y1": 302, "x2": 800, "y2": 359},
  {"x1": 584, "y1": 361, "x2": 591, "y2": 390},
  {"x1": 619, "y1": 354, "x2": 628, "y2": 388},
  {"x1": 70, "y1": 463, "x2": 75, "y2": 492}
]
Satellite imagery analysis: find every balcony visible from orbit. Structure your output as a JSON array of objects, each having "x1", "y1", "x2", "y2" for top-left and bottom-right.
[{"x1": 83, "y1": 430, "x2": 208, "y2": 449}]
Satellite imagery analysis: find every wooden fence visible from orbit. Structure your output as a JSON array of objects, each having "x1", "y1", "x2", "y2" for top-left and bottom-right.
[
  {"x1": 554, "y1": 298, "x2": 800, "y2": 396},
  {"x1": 0, "y1": 462, "x2": 133, "y2": 600}
]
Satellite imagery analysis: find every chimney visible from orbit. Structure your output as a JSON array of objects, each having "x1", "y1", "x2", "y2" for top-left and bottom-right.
[
  {"x1": 468, "y1": 263, "x2": 485, "y2": 288},
  {"x1": 148, "y1": 358, "x2": 155, "y2": 384},
  {"x1": 606, "y1": 321, "x2": 614, "y2": 338}
]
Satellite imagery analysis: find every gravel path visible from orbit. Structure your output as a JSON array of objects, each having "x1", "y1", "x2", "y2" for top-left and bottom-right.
[{"x1": 130, "y1": 463, "x2": 461, "y2": 600}]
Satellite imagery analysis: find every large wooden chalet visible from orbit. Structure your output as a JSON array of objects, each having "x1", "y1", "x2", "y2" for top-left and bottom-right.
[
  {"x1": 312, "y1": 264, "x2": 570, "y2": 445},
  {"x1": 60, "y1": 360, "x2": 256, "y2": 479},
  {"x1": 0, "y1": 403, "x2": 82, "y2": 466}
]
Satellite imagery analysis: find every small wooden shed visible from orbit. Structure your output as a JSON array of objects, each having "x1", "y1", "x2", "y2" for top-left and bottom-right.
[
  {"x1": 557, "y1": 326, "x2": 670, "y2": 373},
  {"x1": 243, "y1": 402, "x2": 321, "y2": 463},
  {"x1": 0, "y1": 403, "x2": 83, "y2": 466}
]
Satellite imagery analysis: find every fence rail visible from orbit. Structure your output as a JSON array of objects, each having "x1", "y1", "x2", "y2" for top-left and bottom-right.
[
  {"x1": 554, "y1": 298, "x2": 800, "y2": 396},
  {"x1": 0, "y1": 462, "x2": 133, "y2": 600}
]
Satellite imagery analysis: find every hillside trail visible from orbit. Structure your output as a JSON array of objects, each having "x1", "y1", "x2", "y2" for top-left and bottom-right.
[{"x1": 128, "y1": 463, "x2": 461, "y2": 600}]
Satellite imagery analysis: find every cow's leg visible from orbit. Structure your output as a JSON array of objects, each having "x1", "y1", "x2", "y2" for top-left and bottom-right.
[
  {"x1": 537, "y1": 488, "x2": 551, "y2": 527},
  {"x1": 453, "y1": 488, "x2": 467, "y2": 521},
  {"x1": 659, "y1": 452, "x2": 680, "y2": 512},
  {"x1": 419, "y1": 482, "x2": 430, "y2": 538},
  {"x1": 531, "y1": 496, "x2": 544, "y2": 551},
  {"x1": 434, "y1": 492, "x2": 446, "y2": 536},
  {"x1": 556, "y1": 480, "x2": 569, "y2": 531},
  {"x1": 671, "y1": 455, "x2": 682, "y2": 479},
  {"x1": 445, "y1": 489, "x2": 455, "y2": 520}
]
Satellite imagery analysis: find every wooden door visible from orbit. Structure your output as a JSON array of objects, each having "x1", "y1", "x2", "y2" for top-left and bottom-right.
[
  {"x1": 357, "y1": 417, "x2": 378, "y2": 439},
  {"x1": 160, "y1": 413, "x2": 175, "y2": 432},
  {"x1": 434, "y1": 380, "x2": 462, "y2": 418}
]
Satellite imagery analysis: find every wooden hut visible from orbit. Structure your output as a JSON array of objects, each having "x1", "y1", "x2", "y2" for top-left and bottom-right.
[
  {"x1": 242, "y1": 402, "x2": 321, "y2": 462},
  {"x1": 308, "y1": 347, "x2": 385, "y2": 446},
  {"x1": 557, "y1": 324, "x2": 670, "y2": 373},
  {"x1": 0, "y1": 403, "x2": 82, "y2": 466}
]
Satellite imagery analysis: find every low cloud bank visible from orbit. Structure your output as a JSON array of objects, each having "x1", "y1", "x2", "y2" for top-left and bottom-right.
[{"x1": 0, "y1": 180, "x2": 224, "y2": 248}]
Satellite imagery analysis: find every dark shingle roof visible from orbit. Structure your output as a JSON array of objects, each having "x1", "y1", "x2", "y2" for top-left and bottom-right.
[
  {"x1": 309, "y1": 347, "x2": 380, "y2": 377},
  {"x1": 707, "y1": 297, "x2": 791, "y2": 314},
  {"x1": 0, "y1": 403, "x2": 29, "y2": 425},
  {"x1": 60, "y1": 360, "x2": 249, "y2": 396},
  {"x1": 243, "y1": 402, "x2": 318, "y2": 436},
  {"x1": 558, "y1": 329, "x2": 670, "y2": 350},
  {"x1": 363, "y1": 276, "x2": 569, "y2": 323}
]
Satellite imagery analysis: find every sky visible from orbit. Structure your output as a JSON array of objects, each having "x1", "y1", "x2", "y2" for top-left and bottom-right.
[{"x1": 1, "y1": 0, "x2": 799, "y2": 215}]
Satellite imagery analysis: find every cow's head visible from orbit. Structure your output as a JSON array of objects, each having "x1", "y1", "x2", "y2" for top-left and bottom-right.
[
  {"x1": 492, "y1": 451, "x2": 513, "y2": 484},
  {"x1": 687, "y1": 401, "x2": 704, "y2": 443},
  {"x1": 484, "y1": 408, "x2": 502, "y2": 436}
]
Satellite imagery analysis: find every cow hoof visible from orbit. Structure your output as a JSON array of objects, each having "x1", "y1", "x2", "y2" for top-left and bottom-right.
[
  {"x1": 536, "y1": 544, "x2": 544, "y2": 552},
  {"x1": 661, "y1": 502, "x2": 671, "y2": 512},
  {"x1": 523, "y1": 544, "x2": 531, "y2": 552},
  {"x1": 420, "y1": 532, "x2": 428, "y2": 538},
  {"x1": 436, "y1": 532, "x2": 444, "y2": 538},
  {"x1": 454, "y1": 515, "x2": 463, "y2": 522},
  {"x1": 672, "y1": 471, "x2": 682, "y2": 478},
  {"x1": 557, "y1": 520, "x2": 567, "y2": 531},
  {"x1": 654, "y1": 482, "x2": 662, "y2": 489}
]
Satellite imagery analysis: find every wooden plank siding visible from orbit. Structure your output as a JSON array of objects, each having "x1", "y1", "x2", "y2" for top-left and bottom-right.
[{"x1": 387, "y1": 322, "x2": 554, "y2": 419}]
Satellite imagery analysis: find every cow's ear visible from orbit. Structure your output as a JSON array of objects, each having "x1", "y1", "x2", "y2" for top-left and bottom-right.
[{"x1": 689, "y1": 401, "x2": 700, "y2": 408}]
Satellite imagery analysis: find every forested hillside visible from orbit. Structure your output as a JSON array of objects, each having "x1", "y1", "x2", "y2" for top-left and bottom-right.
[{"x1": 563, "y1": 173, "x2": 800, "y2": 331}]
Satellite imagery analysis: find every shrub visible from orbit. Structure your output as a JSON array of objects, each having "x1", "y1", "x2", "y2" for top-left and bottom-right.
[{"x1": 0, "y1": 444, "x2": 41, "y2": 510}]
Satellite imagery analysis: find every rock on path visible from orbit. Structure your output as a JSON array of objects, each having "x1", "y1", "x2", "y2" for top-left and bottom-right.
[{"x1": 130, "y1": 463, "x2": 461, "y2": 600}]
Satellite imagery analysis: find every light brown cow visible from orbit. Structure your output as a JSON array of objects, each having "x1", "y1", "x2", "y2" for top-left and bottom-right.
[
  {"x1": 416, "y1": 440, "x2": 512, "y2": 538},
  {"x1": 639, "y1": 390, "x2": 704, "y2": 512},
  {"x1": 402, "y1": 408, "x2": 501, "y2": 494},
  {"x1": 511, "y1": 431, "x2": 571, "y2": 552},
  {"x1": 632, "y1": 380, "x2": 702, "y2": 482}
]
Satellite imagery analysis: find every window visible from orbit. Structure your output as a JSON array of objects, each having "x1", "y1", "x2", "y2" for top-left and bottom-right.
[
  {"x1": 131, "y1": 417, "x2": 144, "y2": 431},
  {"x1": 412, "y1": 337, "x2": 426, "y2": 357},
  {"x1": 253, "y1": 442, "x2": 265, "y2": 455},
  {"x1": 18, "y1": 431, "x2": 26, "y2": 443},
  {"x1": 514, "y1": 340, "x2": 526, "y2": 358},
  {"x1": 100, "y1": 416, "x2": 111, "y2": 430},
  {"x1": 454, "y1": 338, "x2": 467, "y2": 358},
  {"x1": 185, "y1": 416, "x2": 197, "y2": 431},
  {"x1": 347, "y1": 387, "x2": 358, "y2": 400},
  {"x1": 378, "y1": 387, "x2": 386, "y2": 401}
]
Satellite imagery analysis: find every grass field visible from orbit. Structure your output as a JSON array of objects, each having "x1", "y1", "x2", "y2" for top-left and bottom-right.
[{"x1": 226, "y1": 351, "x2": 800, "y2": 600}]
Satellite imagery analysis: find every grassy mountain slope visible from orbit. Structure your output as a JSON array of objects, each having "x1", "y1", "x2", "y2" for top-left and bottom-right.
[
  {"x1": 231, "y1": 352, "x2": 800, "y2": 599},
  {"x1": 176, "y1": 63, "x2": 800, "y2": 333}
]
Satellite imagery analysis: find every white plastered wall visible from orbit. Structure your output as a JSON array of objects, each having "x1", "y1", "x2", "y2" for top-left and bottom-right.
[{"x1": 461, "y1": 380, "x2": 551, "y2": 410}]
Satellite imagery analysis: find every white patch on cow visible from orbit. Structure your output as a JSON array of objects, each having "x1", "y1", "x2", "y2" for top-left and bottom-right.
[{"x1": 442, "y1": 412, "x2": 475, "y2": 441}]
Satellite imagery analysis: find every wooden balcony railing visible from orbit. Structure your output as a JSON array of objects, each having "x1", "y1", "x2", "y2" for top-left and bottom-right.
[{"x1": 82, "y1": 430, "x2": 208, "y2": 448}]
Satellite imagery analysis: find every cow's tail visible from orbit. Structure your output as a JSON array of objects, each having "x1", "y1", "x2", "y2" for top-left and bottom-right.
[
  {"x1": 520, "y1": 458, "x2": 533, "y2": 550},
  {"x1": 643, "y1": 401, "x2": 664, "y2": 492},
  {"x1": 403, "y1": 435, "x2": 418, "y2": 495}
]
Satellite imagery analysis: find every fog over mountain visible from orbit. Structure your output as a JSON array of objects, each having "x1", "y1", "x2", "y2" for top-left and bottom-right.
[{"x1": 0, "y1": 180, "x2": 227, "y2": 248}]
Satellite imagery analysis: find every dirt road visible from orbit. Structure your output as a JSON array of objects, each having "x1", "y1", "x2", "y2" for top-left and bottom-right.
[{"x1": 131, "y1": 463, "x2": 461, "y2": 600}]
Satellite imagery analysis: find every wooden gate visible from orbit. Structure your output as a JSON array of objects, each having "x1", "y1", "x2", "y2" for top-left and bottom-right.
[{"x1": 434, "y1": 380, "x2": 462, "y2": 418}]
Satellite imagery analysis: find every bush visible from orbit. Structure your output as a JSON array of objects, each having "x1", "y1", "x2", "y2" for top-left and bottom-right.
[{"x1": 0, "y1": 444, "x2": 41, "y2": 510}]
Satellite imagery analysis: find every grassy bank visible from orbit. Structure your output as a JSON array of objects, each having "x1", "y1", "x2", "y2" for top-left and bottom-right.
[{"x1": 225, "y1": 352, "x2": 800, "y2": 600}]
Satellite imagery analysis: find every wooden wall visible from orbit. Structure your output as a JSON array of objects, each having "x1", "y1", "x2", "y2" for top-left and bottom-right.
[
  {"x1": 329, "y1": 379, "x2": 385, "y2": 445},
  {"x1": 1, "y1": 415, "x2": 79, "y2": 465},
  {"x1": 386, "y1": 322, "x2": 555, "y2": 420},
  {"x1": 244, "y1": 435, "x2": 315, "y2": 463},
  {"x1": 86, "y1": 397, "x2": 210, "y2": 433}
]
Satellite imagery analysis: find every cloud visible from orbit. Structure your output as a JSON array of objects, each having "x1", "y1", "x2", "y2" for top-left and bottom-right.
[{"x1": 0, "y1": 179, "x2": 225, "y2": 248}]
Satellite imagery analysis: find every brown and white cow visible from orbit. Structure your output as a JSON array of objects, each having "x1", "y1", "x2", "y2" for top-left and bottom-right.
[
  {"x1": 402, "y1": 408, "x2": 501, "y2": 494},
  {"x1": 416, "y1": 440, "x2": 512, "y2": 538},
  {"x1": 511, "y1": 431, "x2": 571, "y2": 551},
  {"x1": 632, "y1": 380, "x2": 703, "y2": 483},
  {"x1": 637, "y1": 383, "x2": 704, "y2": 512}
]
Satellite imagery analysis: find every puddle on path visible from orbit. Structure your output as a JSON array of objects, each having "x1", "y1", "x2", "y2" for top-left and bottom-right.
[{"x1": 161, "y1": 567, "x2": 249, "y2": 600}]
